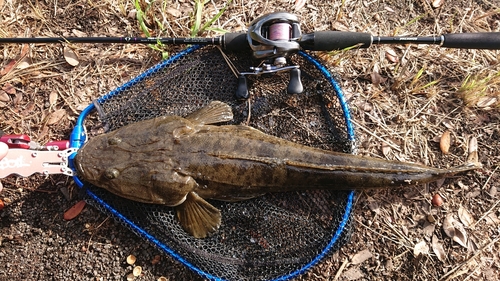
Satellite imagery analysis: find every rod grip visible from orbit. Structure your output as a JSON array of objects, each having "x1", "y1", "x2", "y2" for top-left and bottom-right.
[
  {"x1": 300, "y1": 31, "x2": 372, "y2": 51},
  {"x1": 442, "y1": 33, "x2": 500, "y2": 49},
  {"x1": 223, "y1": 32, "x2": 251, "y2": 51}
]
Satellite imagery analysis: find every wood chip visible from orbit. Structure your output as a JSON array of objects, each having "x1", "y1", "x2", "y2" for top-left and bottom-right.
[
  {"x1": 343, "y1": 266, "x2": 364, "y2": 280},
  {"x1": 49, "y1": 91, "x2": 58, "y2": 106},
  {"x1": 63, "y1": 46, "x2": 80, "y2": 66},
  {"x1": 294, "y1": 0, "x2": 307, "y2": 11},
  {"x1": 432, "y1": 0, "x2": 445, "y2": 8},
  {"x1": 351, "y1": 249, "x2": 373, "y2": 264},
  {"x1": 414, "y1": 240, "x2": 429, "y2": 256},
  {"x1": 443, "y1": 214, "x2": 468, "y2": 248},
  {"x1": 467, "y1": 136, "x2": 479, "y2": 163},
  {"x1": 382, "y1": 143, "x2": 391, "y2": 157},
  {"x1": 431, "y1": 235, "x2": 446, "y2": 261},
  {"x1": 439, "y1": 130, "x2": 451, "y2": 154}
]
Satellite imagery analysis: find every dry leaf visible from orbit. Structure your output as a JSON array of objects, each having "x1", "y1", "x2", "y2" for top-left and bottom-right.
[
  {"x1": 72, "y1": 29, "x2": 87, "y2": 37},
  {"x1": 436, "y1": 178, "x2": 446, "y2": 188},
  {"x1": 385, "y1": 48, "x2": 399, "y2": 63},
  {"x1": 0, "y1": 60, "x2": 17, "y2": 76},
  {"x1": 367, "y1": 198, "x2": 380, "y2": 214},
  {"x1": 16, "y1": 58, "x2": 31, "y2": 70},
  {"x1": 458, "y1": 205, "x2": 474, "y2": 227},
  {"x1": 414, "y1": 240, "x2": 429, "y2": 256},
  {"x1": 485, "y1": 213, "x2": 500, "y2": 225},
  {"x1": 440, "y1": 131, "x2": 451, "y2": 154},
  {"x1": 2, "y1": 83, "x2": 16, "y2": 95},
  {"x1": 423, "y1": 221, "x2": 435, "y2": 237},
  {"x1": 294, "y1": 0, "x2": 306, "y2": 11},
  {"x1": 443, "y1": 214, "x2": 468, "y2": 247},
  {"x1": 351, "y1": 249, "x2": 373, "y2": 264},
  {"x1": 371, "y1": 70, "x2": 386, "y2": 85},
  {"x1": 63, "y1": 200, "x2": 86, "y2": 220},
  {"x1": 47, "y1": 109, "x2": 66, "y2": 125},
  {"x1": 12, "y1": 92, "x2": 22, "y2": 106},
  {"x1": 49, "y1": 91, "x2": 58, "y2": 106},
  {"x1": 432, "y1": 0, "x2": 444, "y2": 8},
  {"x1": 63, "y1": 46, "x2": 80, "y2": 66},
  {"x1": 476, "y1": 96, "x2": 497, "y2": 108},
  {"x1": 0, "y1": 91, "x2": 9, "y2": 102},
  {"x1": 381, "y1": 144, "x2": 391, "y2": 156},
  {"x1": 166, "y1": 7, "x2": 181, "y2": 17},
  {"x1": 432, "y1": 235, "x2": 446, "y2": 261},
  {"x1": 343, "y1": 267, "x2": 364, "y2": 280}
]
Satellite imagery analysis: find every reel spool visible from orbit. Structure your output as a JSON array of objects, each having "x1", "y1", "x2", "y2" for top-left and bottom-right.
[{"x1": 236, "y1": 12, "x2": 304, "y2": 99}]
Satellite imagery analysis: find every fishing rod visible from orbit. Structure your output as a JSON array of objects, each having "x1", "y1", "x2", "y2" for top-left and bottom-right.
[
  {"x1": 2, "y1": 12, "x2": 499, "y2": 97},
  {"x1": 1, "y1": 27, "x2": 499, "y2": 51},
  {"x1": 1, "y1": 12, "x2": 499, "y2": 52}
]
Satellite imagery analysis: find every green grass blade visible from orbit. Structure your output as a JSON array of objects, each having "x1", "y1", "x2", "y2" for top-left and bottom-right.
[
  {"x1": 190, "y1": 0, "x2": 203, "y2": 37},
  {"x1": 199, "y1": 0, "x2": 232, "y2": 35},
  {"x1": 134, "y1": 0, "x2": 151, "y2": 37}
]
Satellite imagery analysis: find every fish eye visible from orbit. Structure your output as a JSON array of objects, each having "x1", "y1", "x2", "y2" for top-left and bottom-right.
[
  {"x1": 108, "y1": 137, "x2": 122, "y2": 145},
  {"x1": 104, "y1": 168, "x2": 119, "y2": 179}
]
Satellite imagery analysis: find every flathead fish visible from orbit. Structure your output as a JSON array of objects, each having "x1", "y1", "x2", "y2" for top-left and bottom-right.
[{"x1": 75, "y1": 101, "x2": 481, "y2": 238}]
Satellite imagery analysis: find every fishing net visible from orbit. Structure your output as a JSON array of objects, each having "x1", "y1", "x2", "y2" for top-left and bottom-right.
[{"x1": 72, "y1": 45, "x2": 356, "y2": 281}]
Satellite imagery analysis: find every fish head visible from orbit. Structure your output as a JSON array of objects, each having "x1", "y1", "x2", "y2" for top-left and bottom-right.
[
  {"x1": 74, "y1": 132, "x2": 137, "y2": 195},
  {"x1": 73, "y1": 117, "x2": 194, "y2": 205}
]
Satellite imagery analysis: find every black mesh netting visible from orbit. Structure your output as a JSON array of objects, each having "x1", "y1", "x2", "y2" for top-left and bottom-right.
[{"x1": 77, "y1": 46, "x2": 356, "y2": 281}]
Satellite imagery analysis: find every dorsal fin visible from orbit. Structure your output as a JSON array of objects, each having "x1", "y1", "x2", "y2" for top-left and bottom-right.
[{"x1": 185, "y1": 101, "x2": 233, "y2": 125}]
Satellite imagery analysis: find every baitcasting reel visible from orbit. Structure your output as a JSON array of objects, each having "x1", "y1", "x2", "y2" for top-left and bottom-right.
[{"x1": 235, "y1": 12, "x2": 304, "y2": 99}]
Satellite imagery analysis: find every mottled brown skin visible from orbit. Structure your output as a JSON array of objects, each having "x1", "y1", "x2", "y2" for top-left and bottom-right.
[{"x1": 74, "y1": 102, "x2": 480, "y2": 237}]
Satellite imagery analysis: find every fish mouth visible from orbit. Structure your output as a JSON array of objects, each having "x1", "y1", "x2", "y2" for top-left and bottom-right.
[{"x1": 74, "y1": 152, "x2": 98, "y2": 182}]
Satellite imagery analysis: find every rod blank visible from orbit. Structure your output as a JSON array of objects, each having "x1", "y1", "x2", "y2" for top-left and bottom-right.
[{"x1": 1, "y1": 32, "x2": 499, "y2": 51}]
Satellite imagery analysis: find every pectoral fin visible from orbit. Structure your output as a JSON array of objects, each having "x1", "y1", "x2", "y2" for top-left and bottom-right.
[
  {"x1": 185, "y1": 101, "x2": 234, "y2": 125},
  {"x1": 175, "y1": 191, "x2": 221, "y2": 238}
]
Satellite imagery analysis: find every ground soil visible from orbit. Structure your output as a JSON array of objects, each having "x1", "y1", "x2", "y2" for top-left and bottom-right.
[{"x1": 1, "y1": 0, "x2": 499, "y2": 280}]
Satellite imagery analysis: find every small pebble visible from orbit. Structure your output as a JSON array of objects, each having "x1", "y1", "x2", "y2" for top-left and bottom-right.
[
  {"x1": 126, "y1": 255, "x2": 136, "y2": 265},
  {"x1": 126, "y1": 273, "x2": 135, "y2": 281},
  {"x1": 132, "y1": 266, "x2": 142, "y2": 277},
  {"x1": 151, "y1": 255, "x2": 161, "y2": 265}
]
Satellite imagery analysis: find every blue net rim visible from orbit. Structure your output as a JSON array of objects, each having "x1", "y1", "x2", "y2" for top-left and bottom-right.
[{"x1": 69, "y1": 45, "x2": 357, "y2": 281}]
